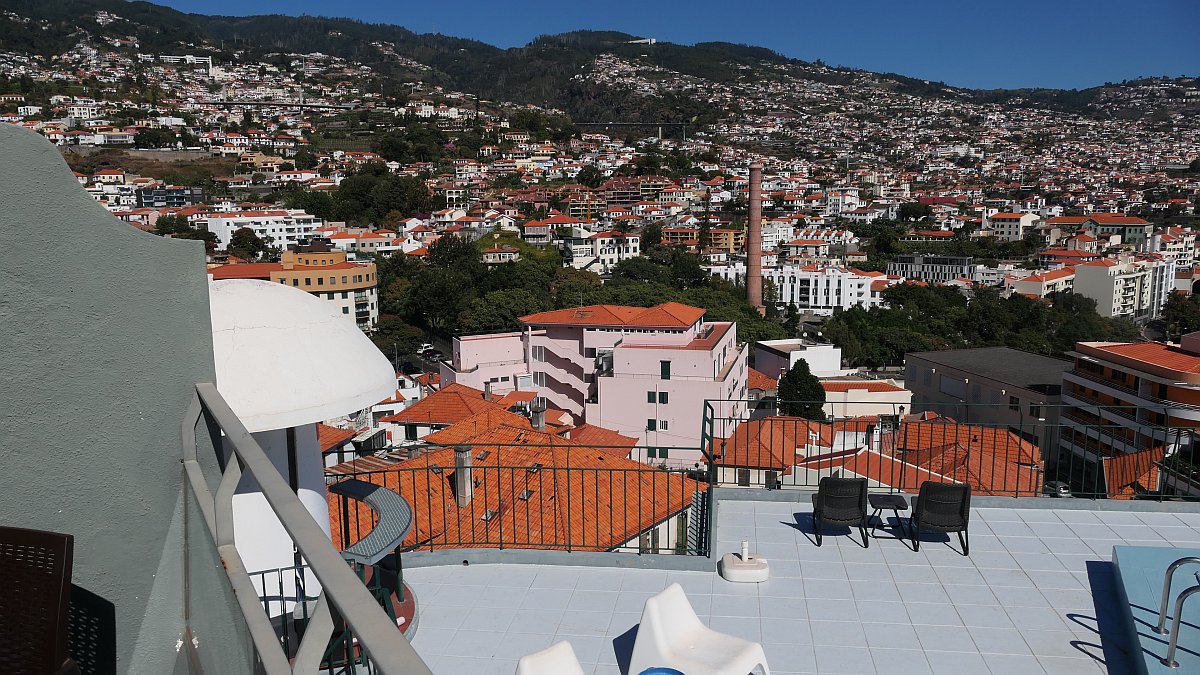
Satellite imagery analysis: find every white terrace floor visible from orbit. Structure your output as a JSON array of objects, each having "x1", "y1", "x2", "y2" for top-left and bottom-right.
[{"x1": 404, "y1": 499, "x2": 1200, "y2": 674}]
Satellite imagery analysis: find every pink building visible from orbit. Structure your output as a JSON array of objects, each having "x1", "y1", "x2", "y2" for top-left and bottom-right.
[{"x1": 440, "y1": 302, "x2": 748, "y2": 463}]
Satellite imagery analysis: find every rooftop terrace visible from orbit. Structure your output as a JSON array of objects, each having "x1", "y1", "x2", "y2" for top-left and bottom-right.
[{"x1": 400, "y1": 493, "x2": 1200, "y2": 674}]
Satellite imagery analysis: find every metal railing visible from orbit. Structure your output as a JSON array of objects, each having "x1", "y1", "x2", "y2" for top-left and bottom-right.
[
  {"x1": 183, "y1": 382, "x2": 432, "y2": 675},
  {"x1": 700, "y1": 399, "x2": 1197, "y2": 501},
  {"x1": 325, "y1": 444, "x2": 713, "y2": 556}
]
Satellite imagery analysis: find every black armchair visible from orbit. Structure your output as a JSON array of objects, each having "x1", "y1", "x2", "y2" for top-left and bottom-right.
[
  {"x1": 910, "y1": 481, "x2": 972, "y2": 555},
  {"x1": 810, "y1": 477, "x2": 870, "y2": 547},
  {"x1": 0, "y1": 526, "x2": 81, "y2": 675}
]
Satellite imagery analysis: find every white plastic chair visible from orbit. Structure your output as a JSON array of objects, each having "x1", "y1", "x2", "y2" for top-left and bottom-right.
[
  {"x1": 515, "y1": 640, "x2": 587, "y2": 675},
  {"x1": 628, "y1": 583, "x2": 770, "y2": 675}
]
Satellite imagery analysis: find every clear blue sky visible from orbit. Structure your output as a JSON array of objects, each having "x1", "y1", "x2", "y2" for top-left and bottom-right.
[{"x1": 156, "y1": 0, "x2": 1199, "y2": 90}]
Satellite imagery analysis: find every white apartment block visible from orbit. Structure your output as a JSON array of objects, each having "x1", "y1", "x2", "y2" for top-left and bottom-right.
[
  {"x1": 563, "y1": 231, "x2": 641, "y2": 274},
  {"x1": 709, "y1": 263, "x2": 896, "y2": 316},
  {"x1": 985, "y1": 212, "x2": 1040, "y2": 242},
  {"x1": 1073, "y1": 255, "x2": 1175, "y2": 320},
  {"x1": 199, "y1": 210, "x2": 323, "y2": 249},
  {"x1": 887, "y1": 254, "x2": 975, "y2": 284}
]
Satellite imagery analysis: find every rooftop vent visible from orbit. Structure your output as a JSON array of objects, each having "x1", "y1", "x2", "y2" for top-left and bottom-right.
[
  {"x1": 430, "y1": 465, "x2": 443, "y2": 474},
  {"x1": 481, "y1": 509, "x2": 499, "y2": 522},
  {"x1": 518, "y1": 489, "x2": 534, "y2": 501},
  {"x1": 476, "y1": 449, "x2": 490, "y2": 461},
  {"x1": 528, "y1": 462, "x2": 543, "y2": 474}
]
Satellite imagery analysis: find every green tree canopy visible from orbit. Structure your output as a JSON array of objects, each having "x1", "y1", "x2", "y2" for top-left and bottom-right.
[
  {"x1": 228, "y1": 227, "x2": 266, "y2": 260},
  {"x1": 777, "y1": 360, "x2": 826, "y2": 420}
]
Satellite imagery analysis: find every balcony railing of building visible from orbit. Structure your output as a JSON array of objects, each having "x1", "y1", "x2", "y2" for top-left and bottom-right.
[
  {"x1": 324, "y1": 443, "x2": 714, "y2": 558},
  {"x1": 700, "y1": 399, "x2": 1197, "y2": 501},
  {"x1": 182, "y1": 382, "x2": 432, "y2": 674}
]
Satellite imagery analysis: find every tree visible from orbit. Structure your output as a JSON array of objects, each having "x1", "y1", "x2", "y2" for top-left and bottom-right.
[
  {"x1": 898, "y1": 202, "x2": 933, "y2": 222},
  {"x1": 293, "y1": 150, "x2": 318, "y2": 170},
  {"x1": 134, "y1": 127, "x2": 177, "y2": 148},
  {"x1": 153, "y1": 214, "x2": 191, "y2": 235},
  {"x1": 575, "y1": 165, "x2": 603, "y2": 188},
  {"x1": 459, "y1": 289, "x2": 548, "y2": 333},
  {"x1": 228, "y1": 227, "x2": 266, "y2": 260},
  {"x1": 642, "y1": 221, "x2": 663, "y2": 250},
  {"x1": 777, "y1": 360, "x2": 826, "y2": 420},
  {"x1": 1164, "y1": 293, "x2": 1200, "y2": 340}
]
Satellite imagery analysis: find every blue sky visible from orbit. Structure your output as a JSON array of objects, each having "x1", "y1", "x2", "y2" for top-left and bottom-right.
[{"x1": 157, "y1": 0, "x2": 1199, "y2": 89}]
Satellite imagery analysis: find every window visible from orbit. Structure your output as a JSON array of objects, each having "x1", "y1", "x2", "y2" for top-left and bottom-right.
[
  {"x1": 660, "y1": 360, "x2": 671, "y2": 380},
  {"x1": 658, "y1": 448, "x2": 668, "y2": 459},
  {"x1": 659, "y1": 392, "x2": 669, "y2": 405},
  {"x1": 737, "y1": 469, "x2": 751, "y2": 487},
  {"x1": 304, "y1": 278, "x2": 311, "y2": 286},
  {"x1": 342, "y1": 276, "x2": 348, "y2": 284},
  {"x1": 533, "y1": 372, "x2": 546, "y2": 387},
  {"x1": 659, "y1": 420, "x2": 669, "y2": 431},
  {"x1": 292, "y1": 279, "x2": 299, "y2": 286},
  {"x1": 1009, "y1": 396, "x2": 1020, "y2": 411},
  {"x1": 532, "y1": 345, "x2": 546, "y2": 362},
  {"x1": 317, "y1": 278, "x2": 323, "y2": 286},
  {"x1": 585, "y1": 347, "x2": 596, "y2": 358},
  {"x1": 341, "y1": 291, "x2": 349, "y2": 299},
  {"x1": 646, "y1": 419, "x2": 656, "y2": 432},
  {"x1": 647, "y1": 391, "x2": 656, "y2": 403},
  {"x1": 1030, "y1": 404, "x2": 1041, "y2": 419}
]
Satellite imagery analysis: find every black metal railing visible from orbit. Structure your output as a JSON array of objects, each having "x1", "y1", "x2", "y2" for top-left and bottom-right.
[
  {"x1": 700, "y1": 400, "x2": 1198, "y2": 501},
  {"x1": 325, "y1": 444, "x2": 713, "y2": 556}
]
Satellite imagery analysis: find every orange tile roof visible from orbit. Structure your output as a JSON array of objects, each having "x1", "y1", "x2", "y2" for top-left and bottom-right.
[
  {"x1": 1086, "y1": 342, "x2": 1200, "y2": 375},
  {"x1": 207, "y1": 262, "x2": 282, "y2": 280},
  {"x1": 520, "y1": 302, "x2": 705, "y2": 329},
  {"x1": 317, "y1": 423, "x2": 356, "y2": 452},
  {"x1": 327, "y1": 426, "x2": 704, "y2": 551},
  {"x1": 748, "y1": 368, "x2": 778, "y2": 391},
  {"x1": 718, "y1": 417, "x2": 823, "y2": 470},
  {"x1": 380, "y1": 382, "x2": 497, "y2": 426},
  {"x1": 1102, "y1": 445, "x2": 1164, "y2": 499},
  {"x1": 564, "y1": 423, "x2": 639, "y2": 455},
  {"x1": 422, "y1": 408, "x2": 532, "y2": 445}
]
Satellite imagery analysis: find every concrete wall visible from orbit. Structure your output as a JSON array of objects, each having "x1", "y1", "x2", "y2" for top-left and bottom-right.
[{"x1": 1, "y1": 124, "x2": 217, "y2": 673}]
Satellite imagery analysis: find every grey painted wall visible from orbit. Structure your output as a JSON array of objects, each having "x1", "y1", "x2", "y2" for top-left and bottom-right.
[{"x1": 0, "y1": 125, "x2": 216, "y2": 672}]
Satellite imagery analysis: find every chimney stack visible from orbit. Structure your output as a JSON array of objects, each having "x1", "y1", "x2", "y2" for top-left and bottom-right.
[
  {"x1": 454, "y1": 445, "x2": 473, "y2": 507},
  {"x1": 746, "y1": 162, "x2": 765, "y2": 316},
  {"x1": 531, "y1": 400, "x2": 546, "y2": 431},
  {"x1": 483, "y1": 381, "x2": 493, "y2": 401}
]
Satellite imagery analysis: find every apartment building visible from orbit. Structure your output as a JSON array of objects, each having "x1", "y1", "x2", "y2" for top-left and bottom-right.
[
  {"x1": 440, "y1": 302, "x2": 748, "y2": 460},
  {"x1": 1059, "y1": 336, "x2": 1200, "y2": 495},
  {"x1": 985, "y1": 212, "x2": 1040, "y2": 242},
  {"x1": 136, "y1": 185, "x2": 204, "y2": 209},
  {"x1": 207, "y1": 241, "x2": 379, "y2": 330},
  {"x1": 906, "y1": 347, "x2": 1070, "y2": 458},
  {"x1": 562, "y1": 230, "x2": 641, "y2": 274},
  {"x1": 199, "y1": 209, "x2": 323, "y2": 249},
  {"x1": 1073, "y1": 255, "x2": 1174, "y2": 320},
  {"x1": 708, "y1": 263, "x2": 896, "y2": 316},
  {"x1": 887, "y1": 254, "x2": 976, "y2": 284}
]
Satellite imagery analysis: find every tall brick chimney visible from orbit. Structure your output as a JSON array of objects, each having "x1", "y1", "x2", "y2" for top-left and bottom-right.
[{"x1": 746, "y1": 162, "x2": 765, "y2": 316}]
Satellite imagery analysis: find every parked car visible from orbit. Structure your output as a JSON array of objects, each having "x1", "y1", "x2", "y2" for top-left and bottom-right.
[
  {"x1": 424, "y1": 349, "x2": 445, "y2": 361},
  {"x1": 1043, "y1": 481, "x2": 1071, "y2": 498},
  {"x1": 417, "y1": 343, "x2": 434, "y2": 354}
]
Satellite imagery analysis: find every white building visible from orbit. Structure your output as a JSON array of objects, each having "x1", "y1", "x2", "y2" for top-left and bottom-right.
[
  {"x1": 1073, "y1": 255, "x2": 1175, "y2": 320},
  {"x1": 564, "y1": 230, "x2": 641, "y2": 274},
  {"x1": 710, "y1": 263, "x2": 896, "y2": 316},
  {"x1": 754, "y1": 339, "x2": 851, "y2": 379},
  {"x1": 199, "y1": 209, "x2": 323, "y2": 249},
  {"x1": 985, "y1": 212, "x2": 1040, "y2": 242}
]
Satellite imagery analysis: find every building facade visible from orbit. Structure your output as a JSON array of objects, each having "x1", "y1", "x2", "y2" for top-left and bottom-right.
[
  {"x1": 1072, "y1": 255, "x2": 1174, "y2": 320},
  {"x1": 905, "y1": 347, "x2": 1070, "y2": 458},
  {"x1": 207, "y1": 241, "x2": 379, "y2": 330},
  {"x1": 198, "y1": 209, "x2": 323, "y2": 249},
  {"x1": 440, "y1": 302, "x2": 749, "y2": 461},
  {"x1": 887, "y1": 254, "x2": 976, "y2": 284},
  {"x1": 1059, "y1": 337, "x2": 1200, "y2": 495},
  {"x1": 709, "y1": 263, "x2": 894, "y2": 316}
]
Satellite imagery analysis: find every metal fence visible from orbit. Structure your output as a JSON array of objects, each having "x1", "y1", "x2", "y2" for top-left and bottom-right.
[
  {"x1": 324, "y1": 444, "x2": 713, "y2": 556},
  {"x1": 700, "y1": 399, "x2": 1198, "y2": 501}
]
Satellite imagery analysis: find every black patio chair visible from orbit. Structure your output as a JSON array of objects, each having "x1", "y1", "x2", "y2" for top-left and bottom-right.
[
  {"x1": 910, "y1": 481, "x2": 972, "y2": 555},
  {"x1": 0, "y1": 526, "x2": 81, "y2": 675},
  {"x1": 811, "y1": 477, "x2": 870, "y2": 547}
]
